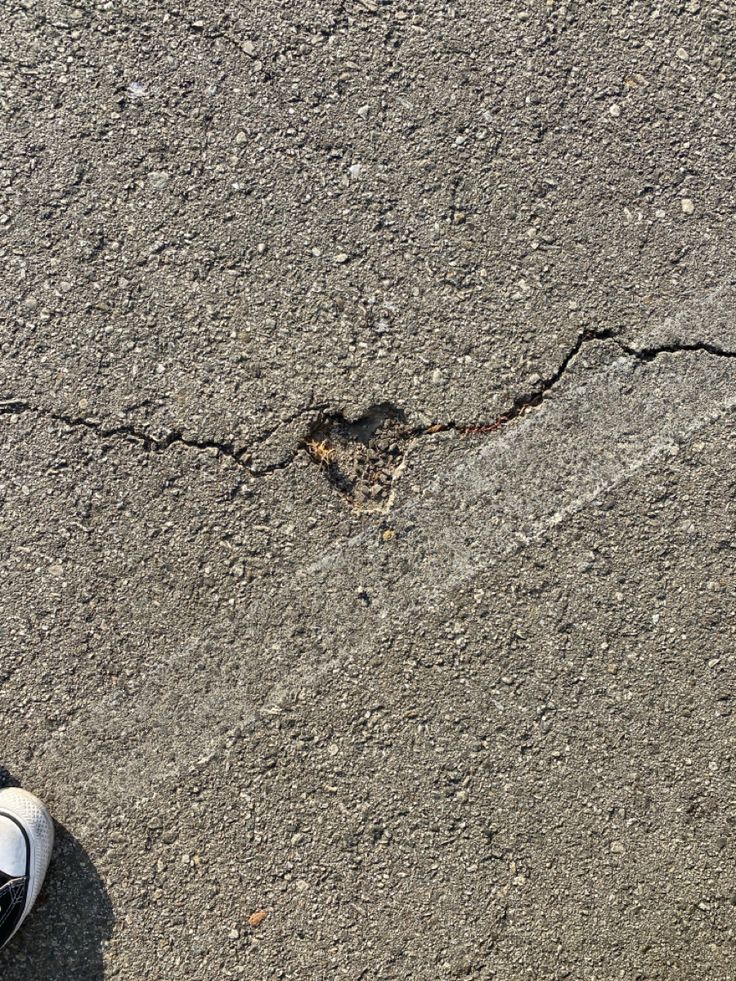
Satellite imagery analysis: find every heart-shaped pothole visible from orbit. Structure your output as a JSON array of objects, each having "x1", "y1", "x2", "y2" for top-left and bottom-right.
[{"x1": 304, "y1": 403, "x2": 410, "y2": 512}]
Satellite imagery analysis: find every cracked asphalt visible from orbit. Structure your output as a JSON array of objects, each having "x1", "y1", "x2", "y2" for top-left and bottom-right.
[{"x1": 2, "y1": 1, "x2": 736, "y2": 978}]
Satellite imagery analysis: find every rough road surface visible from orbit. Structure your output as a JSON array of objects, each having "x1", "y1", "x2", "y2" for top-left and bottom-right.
[{"x1": 2, "y1": 1, "x2": 736, "y2": 978}]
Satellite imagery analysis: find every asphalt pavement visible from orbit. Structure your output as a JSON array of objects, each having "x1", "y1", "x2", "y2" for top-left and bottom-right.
[{"x1": 1, "y1": 1, "x2": 736, "y2": 978}]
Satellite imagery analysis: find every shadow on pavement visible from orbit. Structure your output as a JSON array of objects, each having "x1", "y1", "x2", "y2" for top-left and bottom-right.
[{"x1": 0, "y1": 768, "x2": 113, "y2": 980}]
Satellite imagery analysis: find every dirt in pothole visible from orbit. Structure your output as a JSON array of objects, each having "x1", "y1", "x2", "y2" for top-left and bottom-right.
[{"x1": 304, "y1": 403, "x2": 410, "y2": 511}]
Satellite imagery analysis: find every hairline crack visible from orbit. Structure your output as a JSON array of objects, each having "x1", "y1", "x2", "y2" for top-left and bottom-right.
[{"x1": 2, "y1": 336, "x2": 735, "y2": 478}]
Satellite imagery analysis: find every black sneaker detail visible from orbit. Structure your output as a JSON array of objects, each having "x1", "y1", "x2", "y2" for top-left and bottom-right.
[{"x1": 0, "y1": 876, "x2": 29, "y2": 948}]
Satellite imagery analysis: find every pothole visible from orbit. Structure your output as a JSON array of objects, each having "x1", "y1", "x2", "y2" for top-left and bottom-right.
[{"x1": 304, "y1": 402, "x2": 411, "y2": 512}]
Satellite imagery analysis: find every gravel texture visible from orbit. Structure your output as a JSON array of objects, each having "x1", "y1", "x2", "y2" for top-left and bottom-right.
[{"x1": 1, "y1": 1, "x2": 736, "y2": 979}]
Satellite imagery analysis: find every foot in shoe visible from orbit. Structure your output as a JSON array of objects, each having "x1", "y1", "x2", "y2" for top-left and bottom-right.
[{"x1": 0, "y1": 788, "x2": 54, "y2": 951}]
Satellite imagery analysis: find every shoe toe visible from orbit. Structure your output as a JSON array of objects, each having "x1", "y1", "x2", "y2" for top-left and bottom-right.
[{"x1": 0, "y1": 788, "x2": 54, "y2": 898}]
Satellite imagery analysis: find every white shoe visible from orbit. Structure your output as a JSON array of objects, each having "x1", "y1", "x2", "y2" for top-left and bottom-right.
[{"x1": 0, "y1": 788, "x2": 54, "y2": 950}]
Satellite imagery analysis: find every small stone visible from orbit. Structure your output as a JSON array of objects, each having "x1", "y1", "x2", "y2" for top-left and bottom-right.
[
  {"x1": 228, "y1": 928, "x2": 239, "y2": 939},
  {"x1": 148, "y1": 171, "x2": 170, "y2": 189},
  {"x1": 235, "y1": 131, "x2": 247, "y2": 145},
  {"x1": 242, "y1": 40, "x2": 255, "y2": 57},
  {"x1": 257, "y1": 243, "x2": 267, "y2": 254},
  {"x1": 348, "y1": 163, "x2": 362, "y2": 178},
  {"x1": 611, "y1": 841, "x2": 625, "y2": 854},
  {"x1": 609, "y1": 104, "x2": 621, "y2": 118},
  {"x1": 248, "y1": 910, "x2": 268, "y2": 927},
  {"x1": 676, "y1": 47, "x2": 689, "y2": 60},
  {"x1": 357, "y1": 104, "x2": 370, "y2": 118},
  {"x1": 681, "y1": 198, "x2": 695, "y2": 215},
  {"x1": 334, "y1": 253, "x2": 349, "y2": 264},
  {"x1": 382, "y1": 529, "x2": 396, "y2": 541},
  {"x1": 431, "y1": 368, "x2": 444, "y2": 385}
]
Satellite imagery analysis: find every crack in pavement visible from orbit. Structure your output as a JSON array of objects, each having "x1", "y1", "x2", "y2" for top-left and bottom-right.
[
  {"x1": 302, "y1": 332, "x2": 736, "y2": 510},
  {"x1": 2, "y1": 336, "x2": 736, "y2": 489},
  {"x1": 615, "y1": 338, "x2": 736, "y2": 362},
  {"x1": 0, "y1": 399, "x2": 321, "y2": 478},
  {"x1": 35, "y1": 329, "x2": 736, "y2": 805},
  {"x1": 398, "y1": 334, "x2": 736, "y2": 440}
]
